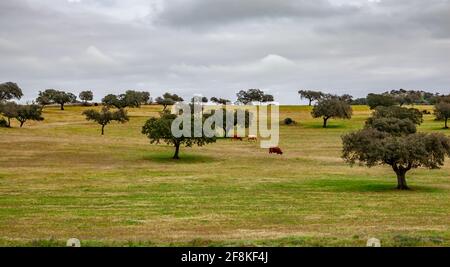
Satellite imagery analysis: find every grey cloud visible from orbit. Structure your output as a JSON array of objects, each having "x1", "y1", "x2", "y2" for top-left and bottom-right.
[
  {"x1": 317, "y1": 0, "x2": 450, "y2": 38},
  {"x1": 0, "y1": 0, "x2": 449, "y2": 104},
  {"x1": 156, "y1": 0, "x2": 359, "y2": 28}
]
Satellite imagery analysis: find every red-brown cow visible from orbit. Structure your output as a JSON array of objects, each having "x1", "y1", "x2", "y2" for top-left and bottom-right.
[
  {"x1": 232, "y1": 134, "x2": 243, "y2": 141},
  {"x1": 269, "y1": 147, "x2": 283, "y2": 155}
]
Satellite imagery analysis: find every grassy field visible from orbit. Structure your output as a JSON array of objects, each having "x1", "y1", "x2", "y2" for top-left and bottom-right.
[{"x1": 0, "y1": 104, "x2": 449, "y2": 247}]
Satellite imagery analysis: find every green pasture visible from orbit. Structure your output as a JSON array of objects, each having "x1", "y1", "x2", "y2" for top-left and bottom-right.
[{"x1": 0, "y1": 105, "x2": 448, "y2": 246}]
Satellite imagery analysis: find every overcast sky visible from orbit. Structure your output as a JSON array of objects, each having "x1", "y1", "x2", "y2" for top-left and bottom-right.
[{"x1": 1, "y1": 0, "x2": 450, "y2": 104}]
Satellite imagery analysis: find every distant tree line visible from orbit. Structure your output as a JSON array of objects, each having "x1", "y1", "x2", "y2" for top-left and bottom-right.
[
  {"x1": 2, "y1": 85, "x2": 276, "y2": 113},
  {"x1": 2, "y1": 81, "x2": 450, "y2": 132},
  {"x1": 299, "y1": 89, "x2": 442, "y2": 107},
  {"x1": 299, "y1": 88, "x2": 450, "y2": 129},
  {"x1": 102, "y1": 90, "x2": 151, "y2": 109}
]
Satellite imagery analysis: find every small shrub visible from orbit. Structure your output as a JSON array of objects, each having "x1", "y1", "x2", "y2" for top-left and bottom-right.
[
  {"x1": 284, "y1": 117, "x2": 296, "y2": 125},
  {"x1": 0, "y1": 118, "x2": 8, "y2": 127}
]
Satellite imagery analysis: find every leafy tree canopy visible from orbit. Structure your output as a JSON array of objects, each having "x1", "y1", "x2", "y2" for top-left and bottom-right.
[
  {"x1": 0, "y1": 82, "x2": 23, "y2": 102},
  {"x1": 434, "y1": 96, "x2": 450, "y2": 129},
  {"x1": 155, "y1": 96, "x2": 175, "y2": 110},
  {"x1": 142, "y1": 110, "x2": 216, "y2": 159},
  {"x1": 311, "y1": 96, "x2": 352, "y2": 128},
  {"x1": 208, "y1": 108, "x2": 253, "y2": 137},
  {"x1": 210, "y1": 97, "x2": 230, "y2": 105},
  {"x1": 102, "y1": 90, "x2": 149, "y2": 109},
  {"x1": 0, "y1": 102, "x2": 18, "y2": 127},
  {"x1": 366, "y1": 106, "x2": 423, "y2": 131},
  {"x1": 15, "y1": 104, "x2": 44, "y2": 127},
  {"x1": 123, "y1": 90, "x2": 148, "y2": 107},
  {"x1": 79, "y1": 91, "x2": 94, "y2": 104},
  {"x1": 366, "y1": 117, "x2": 418, "y2": 136},
  {"x1": 366, "y1": 93, "x2": 398, "y2": 109},
  {"x1": 342, "y1": 129, "x2": 450, "y2": 189},
  {"x1": 191, "y1": 96, "x2": 208, "y2": 103},
  {"x1": 37, "y1": 89, "x2": 77, "y2": 110},
  {"x1": 155, "y1": 92, "x2": 184, "y2": 110},
  {"x1": 343, "y1": 99, "x2": 450, "y2": 190},
  {"x1": 387, "y1": 89, "x2": 421, "y2": 106},
  {"x1": 262, "y1": 94, "x2": 274, "y2": 102},
  {"x1": 83, "y1": 107, "x2": 129, "y2": 135},
  {"x1": 0, "y1": 102, "x2": 43, "y2": 127},
  {"x1": 162, "y1": 92, "x2": 184, "y2": 102},
  {"x1": 141, "y1": 91, "x2": 151, "y2": 104},
  {"x1": 237, "y1": 89, "x2": 274, "y2": 104},
  {"x1": 298, "y1": 90, "x2": 324, "y2": 106}
]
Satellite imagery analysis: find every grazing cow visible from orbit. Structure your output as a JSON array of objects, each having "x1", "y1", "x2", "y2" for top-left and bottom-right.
[
  {"x1": 248, "y1": 135, "x2": 258, "y2": 141},
  {"x1": 232, "y1": 134, "x2": 243, "y2": 141},
  {"x1": 269, "y1": 147, "x2": 283, "y2": 155}
]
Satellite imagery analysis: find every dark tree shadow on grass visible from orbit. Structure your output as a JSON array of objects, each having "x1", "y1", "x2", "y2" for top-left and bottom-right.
[
  {"x1": 143, "y1": 152, "x2": 215, "y2": 164},
  {"x1": 428, "y1": 126, "x2": 450, "y2": 131},
  {"x1": 308, "y1": 179, "x2": 442, "y2": 193},
  {"x1": 303, "y1": 123, "x2": 347, "y2": 129}
]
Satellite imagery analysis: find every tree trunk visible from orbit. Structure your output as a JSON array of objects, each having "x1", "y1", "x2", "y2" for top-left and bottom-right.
[
  {"x1": 101, "y1": 125, "x2": 105, "y2": 135},
  {"x1": 20, "y1": 121, "x2": 24, "y2": 128},
  {"x1": 60, "y1": 103, "x2": 64, "y2": 110},
  {"x1": 223, "y1": 126, "x2": 228, "y2": 138},
  {"x1": 308, "y1": 99, "x2": 312, "y2": 106},
  {"x1": 7, "y1": 117, "x2": 11, "y2": 127},
  {"x1": 395, "y1": 170, "x2": 409, "y2": 190},
  {"x1": 445, "y1": 117, "x2": 448, "y2": 129},
  {"x1": 163, "y1": 105, "x2": 167, "y2": 111},
  {"x1": 173, "y1": 143, "x2": 180, "y2": 159},
  {"x1": 323, "y1": 117, "x2": 329, "y2": 128}
]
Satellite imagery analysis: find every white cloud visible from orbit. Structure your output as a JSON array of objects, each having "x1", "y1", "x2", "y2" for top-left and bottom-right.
[
  {"x1": 171, "y1": 54, "x2": 297, "y2": 75},
  {"x1": 85, "y1": 46, "x2": 117, "y2": 65}
]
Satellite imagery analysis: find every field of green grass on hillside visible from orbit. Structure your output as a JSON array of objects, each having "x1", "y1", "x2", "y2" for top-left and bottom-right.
[{"x1": 0, "y1": 105, "x2": 449, "y2": 247}]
